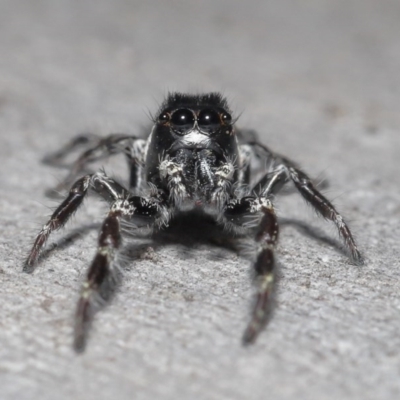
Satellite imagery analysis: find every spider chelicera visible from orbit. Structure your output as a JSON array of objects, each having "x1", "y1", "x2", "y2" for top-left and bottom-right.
[{"x1": 24, "y1": 93, "x2": 363, "y2": 352}]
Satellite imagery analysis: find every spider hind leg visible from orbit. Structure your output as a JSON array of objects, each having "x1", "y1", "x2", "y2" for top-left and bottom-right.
[{"x1": 43, "y1": 134, "x2": 145, "y2": 196}]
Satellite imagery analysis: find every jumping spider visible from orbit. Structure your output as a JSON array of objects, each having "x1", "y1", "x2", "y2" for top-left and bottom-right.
[{"x1": 24, "y1": 93, "x2": 363, "y2": 352}]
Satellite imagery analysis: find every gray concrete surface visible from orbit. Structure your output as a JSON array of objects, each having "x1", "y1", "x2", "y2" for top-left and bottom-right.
[{"x1": 1, "y1": 1, "x2": 400, "y2": 399}]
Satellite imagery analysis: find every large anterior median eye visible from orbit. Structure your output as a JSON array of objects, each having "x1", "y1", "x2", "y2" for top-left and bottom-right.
[
  {"x1": 170, "y1": 109, "x2": 195, "y2": 134},
  {"x1": 198, "y1": 109, "x2": 221, "y2": 132}
]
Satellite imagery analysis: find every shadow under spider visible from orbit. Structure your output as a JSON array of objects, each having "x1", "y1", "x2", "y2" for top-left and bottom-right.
[
  {"x1": 38, "y1": 222, "x2": 102, "y2": 264},
  {"x1": 279, "y1": 217, "x2": 348, "y2": 259},
  {"x1": 40, "y1": 212, "x2": 348, "y2": 271}
]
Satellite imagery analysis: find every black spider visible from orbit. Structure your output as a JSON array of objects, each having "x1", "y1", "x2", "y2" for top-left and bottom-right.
[{"x1": 24, "y1": 93, "x2": 363, "y2": 352}]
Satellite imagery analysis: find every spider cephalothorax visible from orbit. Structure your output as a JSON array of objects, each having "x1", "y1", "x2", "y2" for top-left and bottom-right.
[
  {"x1": 24, "y1": 93, "x2": 363, "y2": 352},
  {"x1": 146, "y1": 93, "x2": 238, "y2": 207}
]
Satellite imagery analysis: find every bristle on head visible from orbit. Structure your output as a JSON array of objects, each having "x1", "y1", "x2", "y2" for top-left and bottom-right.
[{"x1": 159, "y1": 92, "x2": 231, "y2": 113}]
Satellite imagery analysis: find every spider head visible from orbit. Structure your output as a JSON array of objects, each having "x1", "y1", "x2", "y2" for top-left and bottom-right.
[
  {"x1": 145, "y1": 93, "x2": 239, "y2": 188},
  {"x1": 152, "y1": 93, "x2": 235, "y2": 153}
]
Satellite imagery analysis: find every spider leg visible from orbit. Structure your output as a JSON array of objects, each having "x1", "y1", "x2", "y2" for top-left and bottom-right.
[
  {"x1": 251, "y1": 167, "x2": 289, "y2": 197},
  {"x1": 125, "y1": 138, "x2": 146, "y2": 192},
  {"x1": 74, "y1": 195, "x2": 168, "y2": 352},
  {"x1": 46, "y1": 134, "x2": 145, "y2": 195},
  {"x1": 74, "y1": 209, "x2": 122, "y2": 352},
  {"x1": 24, "y1": 173, "x2": 128, "y2": 273},
  {"x1": 285, "y1": 161, "x2": 363, "y2": 264},
  {"x1": 224, "y1": 196, "x2": 279, "y2": 344},
  {"x1": 42, "y1": 133, "x2": 100, "y2": 167},
  {"x1": 237, "y1": 144, "x2": 252, "y2": 187},
  {"x1": 248, "y1": 141, "x2": 363, "y2": 265}
]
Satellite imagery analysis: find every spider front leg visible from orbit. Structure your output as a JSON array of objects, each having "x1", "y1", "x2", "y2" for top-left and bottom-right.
[
  {"x1": 74, "y1": 208, "x2": 123, "y2": 352},
  {"x1": 74, "y1": 195, "x2": 165, "y2": 352},
  {"x1": 224, "y1": 196, "x2": 279, "y2": 344},
  {"x1": 24, "y1": 173, "x2": 128, "y2": 273}
]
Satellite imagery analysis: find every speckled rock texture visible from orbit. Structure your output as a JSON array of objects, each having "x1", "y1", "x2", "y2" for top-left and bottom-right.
[{"x1": 1, "y1": 1, "x2": 400, "y2": 399}]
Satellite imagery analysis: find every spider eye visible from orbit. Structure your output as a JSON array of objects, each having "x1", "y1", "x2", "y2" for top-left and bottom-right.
[
  {"x1": 198, "y1": 109, "x2": 220, "y2": 132},
  {"x1": 221, "y1": 112, "x2": 232, "y2": 124},
  {"x1": 170, "y1": 109, "x2": 195, "y2": 133},
  {"x1": 158, "y1": 112, "x2": 170, "y2": 124}
]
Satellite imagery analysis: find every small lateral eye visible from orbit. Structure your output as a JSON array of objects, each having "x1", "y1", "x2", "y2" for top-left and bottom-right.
[
  {"x1": 170, "y1": 109, "x2": 195, "y2": 133},
  {"x1": 198, "y1": 109, "x2": 220, "y2": 131},
  {"x1": 158, "y1": 112, "x2": 170, "y2": 124},
  {"x1": 221, "y1": 112, "x2": 232, "y2": 124}
]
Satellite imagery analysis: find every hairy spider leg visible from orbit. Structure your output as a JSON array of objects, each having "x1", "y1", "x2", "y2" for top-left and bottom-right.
[
  {"x1": 125, "y1": 139, "x2": 147, "y2": 191},
  {"x1": 74, "y1": 195, "x2": 164, "y2": 352},
  {"x1": 46, "y1": 134, "x2": 145, "y2": 195},
  {"x1": 251, "y1": 167, "x2": 289, "y2": 197},
  {"x1": 42, "y1": 133, "x2": 100, "y2": 167},
  {"x1": 74, "y1": 209, "x2": 122, "y2": 352},
  {"x1": 224, "y1": 196, "x2": 279, "y2": 344},
  {"x1": 247, "y1": 141, "x2": 363, "y2": 265},
  {"x1": 24, "y1": 173, "x2": 128, "y2": 273},
  {"x1": 24, "y1": 170, "x2": 168, "y2": 351},
  {"x1": 237, "y1": 144, "x2": 252, "y2": 188}
]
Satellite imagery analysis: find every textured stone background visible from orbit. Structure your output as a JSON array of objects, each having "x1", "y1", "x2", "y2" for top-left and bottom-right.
[{"x1": 1, "y1": 1, "x2": 400, "y2": 399}]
